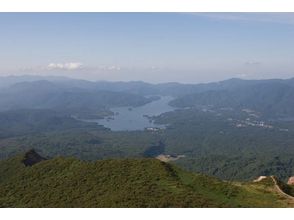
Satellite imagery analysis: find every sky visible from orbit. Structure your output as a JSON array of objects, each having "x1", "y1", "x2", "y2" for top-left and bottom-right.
[{"x1": 0, "y1": 13, "x2": 294, "y2": 83}]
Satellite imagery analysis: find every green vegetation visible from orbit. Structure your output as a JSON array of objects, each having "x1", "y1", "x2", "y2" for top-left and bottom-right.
[
  {"x1": 0, "y1": 80, "x2": 155, "y2": 119},
  {"x1": 274, "y1": 178, "x2": 294, "y2": 197},
  {"x1": 153, "y1": 108, "x2": 294, "y2": 181},
  {"x1": 1, "y1": 76, "x2": 294, "y2": 183},
  {"x1": 170, "y1": 81, "x2": 294, "y2": 118},
  {"x1": 1, "y1": 107, "x2": 294, "y2": 182},
  {"x1": 0, "y1": 109, "x2": 99, "y2": 139},
  {"x1": 0, "y1": 129, "x2": 162, "y2": 160},
  {"x1": 0, "y1": 151, "x2": 292, "y2": 208}
]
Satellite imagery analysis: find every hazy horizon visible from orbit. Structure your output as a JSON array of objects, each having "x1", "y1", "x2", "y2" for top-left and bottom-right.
[
  {"x1": 2, "y1": 11, "x2": 294, "y2": 209},
  {"x1": 1, "y1": 13, "x2": 294, "y2": 83},
  {"x1": 1, "y1": 73, "x2": 294, "y2": 85}
]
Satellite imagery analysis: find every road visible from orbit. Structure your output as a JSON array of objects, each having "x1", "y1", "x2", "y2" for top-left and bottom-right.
[{"x1": 270, "y1": 175, "x2": 294, "y2": 200}]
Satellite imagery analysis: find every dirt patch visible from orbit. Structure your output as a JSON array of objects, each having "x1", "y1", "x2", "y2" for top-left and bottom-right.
[{"x1": 156, "y1": 154, "x2": 185, "y2": 162}]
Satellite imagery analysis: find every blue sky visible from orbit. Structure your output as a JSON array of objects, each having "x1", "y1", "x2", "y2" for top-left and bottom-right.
[{"x1": 0, "y1": 13, "x2": 294, "y2": 83}]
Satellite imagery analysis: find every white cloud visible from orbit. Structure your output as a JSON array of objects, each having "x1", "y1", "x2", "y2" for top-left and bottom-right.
[
  {"x1": 47, "y1": 62, "x2": 83, "y2": 70},
  {"x1": 97, "y1": 65, "x2": 121, "y2": 71}
]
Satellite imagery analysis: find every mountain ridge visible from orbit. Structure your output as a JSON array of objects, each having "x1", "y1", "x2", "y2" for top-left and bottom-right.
[{"x1": 0, "y1": 151, "x2": 293, "y2": 208}]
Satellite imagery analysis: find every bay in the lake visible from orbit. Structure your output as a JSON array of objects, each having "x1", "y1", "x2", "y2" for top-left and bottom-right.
[{"x1": 90, "y1": 96, "x2": 175, "y2": 131}]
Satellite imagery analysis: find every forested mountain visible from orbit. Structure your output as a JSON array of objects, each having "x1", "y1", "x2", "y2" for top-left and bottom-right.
[
  {"x1": 170, "y1": 81, "x2": 294, "y2": 118},
  {"x1": 1, "y1": 76, "x2": 294, "y2": 183},
  {"x1": 0, "y1": 109, "x2": 98, "y2": 139},
  {"x1": 0, "y1": 151, "x2": 293, "y2": 208},
  {"x1": 0, "y1": 79, "x2": 157, "y2": 119},
  {"x1": 2, "y1": 75, "x2": 294, "y2": 99}
]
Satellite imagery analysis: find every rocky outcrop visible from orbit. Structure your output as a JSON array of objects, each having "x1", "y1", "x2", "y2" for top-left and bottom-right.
[
  {"x1": 287, "y1": 177, "x2": 294, "y2": 185},
  {"x1": 22, "y1": 149, "x2": 46, "y2": 166}
]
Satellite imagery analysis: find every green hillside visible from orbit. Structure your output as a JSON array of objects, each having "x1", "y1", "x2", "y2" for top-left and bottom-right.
[
  {"x1": 0, "y1": 150, "x2": 293, "y2": 208},
  {"x1": 169, "y1": 82, "x2": 294, "y2": 118}
]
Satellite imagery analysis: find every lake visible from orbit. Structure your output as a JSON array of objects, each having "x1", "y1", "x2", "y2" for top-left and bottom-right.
[{"x1": 92, "y1": 96, "x2": 176, "y2": 131}]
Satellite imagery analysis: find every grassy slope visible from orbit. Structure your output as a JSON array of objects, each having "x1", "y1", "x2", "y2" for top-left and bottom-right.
[{"x1": 0, "y1": 154, "x2": 292, "y2": 208}]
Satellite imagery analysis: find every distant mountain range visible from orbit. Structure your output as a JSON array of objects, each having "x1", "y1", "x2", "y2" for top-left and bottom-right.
[
  {"x1": 0, "y1": 78, "x2": 156, "y2": 118},
  {"x1": 170, "y1": 81, "x2": 294, "y2": 118},
  {"x1": 1, "y1": 75, "x2": 294, "y2": 118},
  {"x1": 1, "y1": 75, "x2": 294, "y2": 184},
  {"x1": 2, "y1": 75, "x2": 294, "y2": 94}
]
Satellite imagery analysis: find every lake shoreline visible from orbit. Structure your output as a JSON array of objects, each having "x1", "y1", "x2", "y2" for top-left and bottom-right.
[{"x1": 81, "y1": 96, "x2": 176, "y2": 131}]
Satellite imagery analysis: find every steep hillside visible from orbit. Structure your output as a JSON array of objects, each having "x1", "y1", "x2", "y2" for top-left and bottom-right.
[
  {"x1": 0, "y1": 109, "x2": 98, "y2": 138},
  {"x1": 170, "y1": 81, "x2": 294, "y2": 118},
  {"x1": 0, "y1": 151, "x2": 293, "y2": 208},
  {"x1": 0, "y1": 80, "x2": 155, "y2": 116}
]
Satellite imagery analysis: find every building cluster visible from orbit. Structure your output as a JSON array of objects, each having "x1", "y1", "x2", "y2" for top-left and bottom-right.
[
  {"x1": 235, "y1": 119, "x2": 274, "y2": 129},
  {"x1": 145, "y1": 127, "x2": 162, "y2": 132}
]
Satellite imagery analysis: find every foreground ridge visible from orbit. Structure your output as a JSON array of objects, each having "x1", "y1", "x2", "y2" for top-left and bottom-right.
[{"x1": 0, "y1": 152, "x2": 293, "y2": 208}]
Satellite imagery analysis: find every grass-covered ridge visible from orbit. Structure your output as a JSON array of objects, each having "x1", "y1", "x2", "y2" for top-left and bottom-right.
[{"x1": 0, "y1": 150, "x2": 293, "y2": 208}]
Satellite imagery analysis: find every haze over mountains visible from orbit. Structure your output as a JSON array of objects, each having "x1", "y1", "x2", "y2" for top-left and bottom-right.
[
  {"x1": 0, "y1": 76, "x2": 294, "y2": 207},
  {"x1": 2, "y1": 12, "x2": 294, "y2": 208},
  {"x1": 1, "y1": 75, "x2": 294, "y2": 119},
  {"x1": 1, "y1": 75, "x2": 294, "y2": 207}
]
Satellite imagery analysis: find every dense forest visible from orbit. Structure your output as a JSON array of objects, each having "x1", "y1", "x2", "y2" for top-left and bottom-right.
[
  {"x1": 1, "y1": 76, "x2": 294, "y2": 182},
  {"x1": 0, "y1": 150, "x2": 293, "y2": 208}
]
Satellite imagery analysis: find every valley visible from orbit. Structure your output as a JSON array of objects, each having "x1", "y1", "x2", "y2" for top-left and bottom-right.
[
  {"x1": 2, "y1": 11, "x2": 294, "y2": 210},
  {"x1": 1, "y1": 76, "x2": 294, "y2": 184}
]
